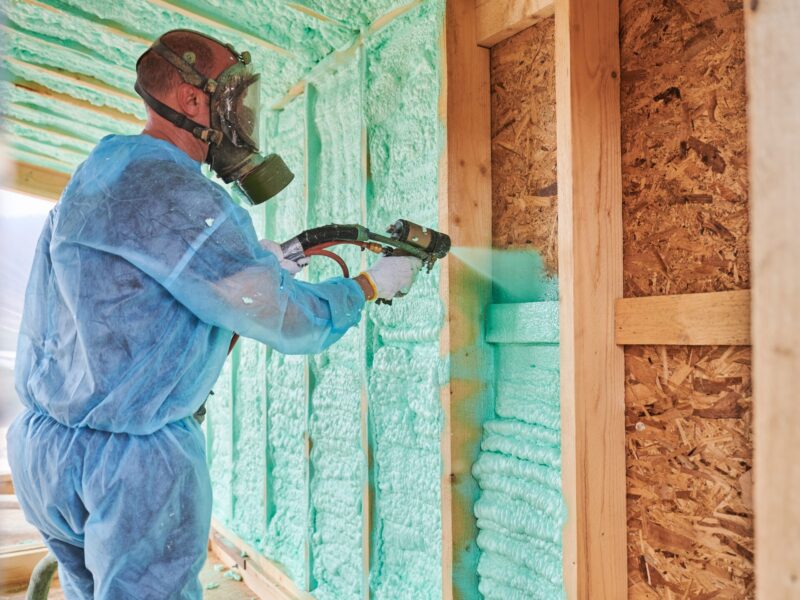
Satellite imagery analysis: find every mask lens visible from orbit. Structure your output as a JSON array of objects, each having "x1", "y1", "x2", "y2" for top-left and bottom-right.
[{"x1": 235, "y1": 79, "x2": 260, "y2": 149}]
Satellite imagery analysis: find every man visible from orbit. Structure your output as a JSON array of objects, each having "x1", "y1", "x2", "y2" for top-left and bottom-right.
[{"x1": 7, "y1": 29, "x2": 420, "y2": 599}]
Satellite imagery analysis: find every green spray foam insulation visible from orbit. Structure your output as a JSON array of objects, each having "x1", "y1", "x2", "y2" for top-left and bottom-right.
[
  {"x1": 204, "y1": 1, "x2": 566, "y2": 598},
  {"x1": 364, "y1": 2, "x2": 446, "y2": 599},
  {"x1": 304, "y1": 60, "x2": 366, "y2": 599},
  {"x1": 204, "y1": 1, "x2": 447, "y2": 597},
  {"x1": 460, "y1": 248, "x2": 565, "y2": 599}
]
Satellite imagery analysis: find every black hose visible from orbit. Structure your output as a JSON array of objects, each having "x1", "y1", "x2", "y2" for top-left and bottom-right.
[{"x1": 292, "y1": 224, "x2": 363, "y2": 250}]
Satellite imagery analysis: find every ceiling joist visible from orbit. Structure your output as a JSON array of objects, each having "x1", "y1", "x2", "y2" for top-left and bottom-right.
[
  {"x1": 272, "y1": 0, "x2": 423, "y2": 110},
  {"x1": 7, "y1": 160, "x2": 71, "y2": 201},
  {"x1": 9, "y1": 81, "x2": 144, "y2": 127},
  {"x1": 146, "y1": 0, "x2": 295, "y2": 58}
]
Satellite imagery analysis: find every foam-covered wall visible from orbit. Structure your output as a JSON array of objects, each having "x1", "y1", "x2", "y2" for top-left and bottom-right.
[
  {"x1": 473, "y1": 301, "x2": 565, "y2": 600},
  {"x1": 472, "y1": 17, "x2": 566, "y2": 600},
  {"x1": 205, "y1": 1, "x2": 446, "y2": 598}
]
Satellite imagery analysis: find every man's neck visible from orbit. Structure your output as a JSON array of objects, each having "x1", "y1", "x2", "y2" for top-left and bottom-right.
[{"x1": 142, "y1": 119, "x2": 207, "y2": 163}]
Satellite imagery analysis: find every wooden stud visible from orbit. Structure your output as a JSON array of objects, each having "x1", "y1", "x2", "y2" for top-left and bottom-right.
[
  {"x1": 615, "y1": 290, "x2": 751, "y2": 346},
  {"x1": 555, "y1": 0, "x2": 626, "y2": 597},
  {"x1": 272, "y1": 0, "x2": 422, "y2": 110},
  {"x1": 357, "y1": 46, "x2": 372, "y2": 600},
  {"x1": 441, "y1": 2, "x2": 493, "y2": 599},
  {"x1": 210, "y1": 519, "x2": 313, "y2": 600},
  {"x1": 475, "y1": 0, "x2": 555, "y2": 48},
  {"x1": 9, "y1": 161, "x2": 70, "y2": 201},
  {"x1": 745, "y1": 1, "x2": 800, "y2": 598},
  {"x1": 285, "y1": 2, "x2": 352, "y2": 28}
]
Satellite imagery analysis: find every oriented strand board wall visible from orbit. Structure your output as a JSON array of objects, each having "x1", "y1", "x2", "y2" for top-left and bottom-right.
[
  {"x1": 619, "y1": 0, "x2": 753, "y2": 597},
  {"x1": 491, "y1": 19, "x2": 558, "y2": 272}
]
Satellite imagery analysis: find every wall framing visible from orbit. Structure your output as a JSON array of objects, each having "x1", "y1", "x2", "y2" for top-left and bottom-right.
[
  {"x1": 441, "y1": 1, "x2": 493, "y2": 598},
  {"x1": 5, "y1": 0, "x2": 777, "y2": 598},
  {"x1": 554, "y1": 0, "x2": 626, "y2": 597},
  {"x1": 746, "y1": 1, "x2": 800, "y2": 597}
]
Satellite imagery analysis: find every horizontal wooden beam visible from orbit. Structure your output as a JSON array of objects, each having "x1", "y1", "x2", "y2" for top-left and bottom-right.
[
  {"x1": 210, "y1": 519, "x2": 312, "y2": 600},
  {"x1": 476, "y1": 0, "x2": 554, "y2": 47},
  {"x1": 0, "y1": 543, "x2": 49, "y2": 592},
  {"x1": 615, "y1": 290, "x2": 751, "y2": 345},
  {"x1": 10, "y1": 161, "x2": 70, "y2": 201},
  {"x1": 0, "y1": 473, "x2": 13, "y2": 495}
]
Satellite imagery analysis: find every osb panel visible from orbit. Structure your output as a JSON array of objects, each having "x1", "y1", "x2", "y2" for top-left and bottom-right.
[
  {"x1": 626, "y1": 346, "x2": 753, "y2": 599},
  {"x1": 490, "y1": 17, "x2": 557, "y2": 269},
  {"x1": 620, "y1": 0, "x2": 749, "y2": 296},
  {"x1": 620, "y1": 1, "x2": 753, "y2": 598}
]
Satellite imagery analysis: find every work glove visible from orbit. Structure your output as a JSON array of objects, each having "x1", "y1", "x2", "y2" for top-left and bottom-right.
[
  {"x1": 363, "y1": 255, "x2": 423, "y2": 300},
  {"x1": 260, "y1": 239, "x2": 308, "y2": 276}
]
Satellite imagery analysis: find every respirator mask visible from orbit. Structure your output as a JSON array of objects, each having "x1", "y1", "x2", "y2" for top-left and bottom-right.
[{"x1": 134, "y1": 30, "x2": 294, "y2": 205}]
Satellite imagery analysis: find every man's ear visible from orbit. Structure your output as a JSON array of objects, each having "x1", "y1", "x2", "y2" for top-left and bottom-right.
[{"x1": 175, "y1": 82, "x2": 205, "y2": 118}]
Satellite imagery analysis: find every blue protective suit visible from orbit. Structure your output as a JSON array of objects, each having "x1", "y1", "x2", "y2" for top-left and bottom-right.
[{"x1": 7, "y1": 134, "x2": 365, "y2": 599}]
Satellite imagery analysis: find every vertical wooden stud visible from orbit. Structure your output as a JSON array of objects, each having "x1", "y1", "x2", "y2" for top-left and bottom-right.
[
  {"x1": 441, "y1": 1, "x2": 493, "y2": 598},
  {"x1": 746, "y1": 2, "x2": 800, "y2": 598},
  {"x1": 554, "y1": 0, "x2": 626, "y2": 597}
]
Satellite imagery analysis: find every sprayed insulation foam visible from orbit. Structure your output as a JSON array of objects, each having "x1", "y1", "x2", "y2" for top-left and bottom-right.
[
  {"x1": 473, "y1": 301, "x2": 566, "y2": 599},
  {"x1": 364, "y1": 2, "x2": 445, "y2": 599},
  {"x1": 1, "y1": 81, "x2": 139, "y2": 140},
  {"x1": 206, "y1": 356, "x2": 235, "y2": 524},
  {"x1": 261, "y1": 97, "x2": 309, "y2": 583},
  {"x1": 202, "y1": 1, "x2": 446, "y2": 597},
  {"x1": 290, "y1": 0, "x2": 411, "y2": 29},
  {"x1": 304, "y1": 58, "x2": 366, "y2": 600},
  {"x1": 231, "y1": 337, "x2": 268, "y2": 546}
]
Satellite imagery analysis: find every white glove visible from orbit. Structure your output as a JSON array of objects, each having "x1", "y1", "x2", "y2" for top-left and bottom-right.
[
  {"x1": 260, "y1": 239, "x2": 308, "y2": 275},
  {"x1": 365, "y1": 255, "x2": 423, "y2": 300}
]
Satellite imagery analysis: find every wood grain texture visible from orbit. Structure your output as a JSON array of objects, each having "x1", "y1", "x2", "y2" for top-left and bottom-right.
[
  {"x1": 616, "y1": 290, "x2": 750, "y2": 346},
  {"x1": 620, "y1": 0, "x2": 749, "y2": 298},
  {"x1": 210, "y1": 519, "x2": 313, "y2": 600},
  {"x1": 626, "y1": 345, "x2": 753, "y2": 599},
  {"x1": 0, "y1": 474, "x2": 14, "y2": 496},
  {"x1": 619, "y1": 1, "x2": 754, "y2": 597},
  {"x1": 11, "y1": 161, "x2": 69, "y2": 201},
  {"x1": 476, "y1": 0, "x2": 555, "y2": 47},
  {"x1": 442, "y1": 2, "x2": 493, "y2": 598},
  {"x1": 745, "y1": 1, "x2": 800, "y2": 598},
  {"x1": 490, "y1": 18, "x2": 557, "y2": 271},
  {"x1": 554, "y1": 0, "x2": 626, "y2": 596},
  {"x1": 0, "y1": 543, "x2": 49, "y2": 592}
]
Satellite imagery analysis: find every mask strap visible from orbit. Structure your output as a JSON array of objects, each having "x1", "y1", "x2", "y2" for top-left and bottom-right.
[
  {"x1": 134, "y1": 81, "x2": 223, "y2": 145},
  {"x1": 151, "y1": 40, "x2": 217, "y2": 94}
]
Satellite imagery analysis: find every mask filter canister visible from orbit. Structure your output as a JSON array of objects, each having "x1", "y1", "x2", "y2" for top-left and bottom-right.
[{"x1": 236, "y1": 153, "x2": 294, "y2": 205}]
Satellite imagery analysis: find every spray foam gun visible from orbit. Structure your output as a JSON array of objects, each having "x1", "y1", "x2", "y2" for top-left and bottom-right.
[
  {"x1": 224, "y1": 220, "x2": 451, "y2": 356},
  {"x1": 280, "y1": 219, "x2": 452, "y2": 302}
]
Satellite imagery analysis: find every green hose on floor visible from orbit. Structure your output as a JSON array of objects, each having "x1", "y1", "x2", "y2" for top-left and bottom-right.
[{"x1": 25, "y1": 552, "x2": 57, "y2": 600}]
